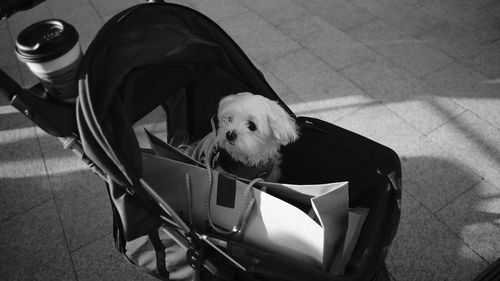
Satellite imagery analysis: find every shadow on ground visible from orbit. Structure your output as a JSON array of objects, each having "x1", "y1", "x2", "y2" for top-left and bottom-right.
[{"x1": 388, "y1": 156, "x2": 493, "y2": 281}]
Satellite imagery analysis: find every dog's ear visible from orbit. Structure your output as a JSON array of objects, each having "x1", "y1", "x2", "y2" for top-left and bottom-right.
[
  {"x1": 265, "y1": 99, "x2": 299, "y2": 145},
  {"x1": 211, "y1": 114, "x2": 219, "y2": 131}
]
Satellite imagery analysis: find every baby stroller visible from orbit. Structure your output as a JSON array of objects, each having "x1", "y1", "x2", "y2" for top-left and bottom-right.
[{"x1": 1, "y1": 1, "x2": 401, "y2": 281}]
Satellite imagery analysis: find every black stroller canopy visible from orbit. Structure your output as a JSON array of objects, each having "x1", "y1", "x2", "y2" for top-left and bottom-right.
[{"x1": 77, "y1": 3, "x2": 286, "y2": 187}]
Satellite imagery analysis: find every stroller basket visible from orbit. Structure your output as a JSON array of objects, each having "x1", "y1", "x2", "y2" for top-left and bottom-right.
[{"x1": 76, "y1": 2, "x2": 401, "y2": 281}]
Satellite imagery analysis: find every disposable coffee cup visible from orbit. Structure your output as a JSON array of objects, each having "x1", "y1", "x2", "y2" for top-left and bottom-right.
[{"x1": 15, "y1": 19, "x2": 82, "y2": 103}]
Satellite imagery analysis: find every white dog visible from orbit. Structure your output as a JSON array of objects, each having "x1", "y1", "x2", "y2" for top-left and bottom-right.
[{"x1": 186, "y1": 92, "x2": 299, "y2": 182}]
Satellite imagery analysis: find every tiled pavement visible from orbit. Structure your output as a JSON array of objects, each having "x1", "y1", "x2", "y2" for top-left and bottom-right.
[{"x1": 1, "y1": 0, "x2": 500, "y2": 280}]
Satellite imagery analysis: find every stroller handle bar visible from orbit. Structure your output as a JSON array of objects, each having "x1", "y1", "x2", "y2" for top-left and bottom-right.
[{"x1": 0, "y1": 0, "x2": 45, "y2": 19}]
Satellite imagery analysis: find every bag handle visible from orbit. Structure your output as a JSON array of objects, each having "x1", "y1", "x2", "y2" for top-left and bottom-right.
[{"x1": 185, "y1": 167, "x2": 263, "y2": 237}]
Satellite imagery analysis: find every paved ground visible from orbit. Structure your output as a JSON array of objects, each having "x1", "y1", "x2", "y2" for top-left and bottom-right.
[{"x1": 1, "y1": 0, "x2": 500, "y2": 280}]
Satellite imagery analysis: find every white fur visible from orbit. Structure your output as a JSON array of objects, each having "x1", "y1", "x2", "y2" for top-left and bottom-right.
[{"x1": 216, "y1": 92, "x2": 299, "y2": 168}]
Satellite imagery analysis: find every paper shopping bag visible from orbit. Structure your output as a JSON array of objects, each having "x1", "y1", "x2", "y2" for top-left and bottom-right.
[
  {"x1": 141, "y1": 130, "x2": 351, "y2": 271},
  {"x1": 254, "y1": 181, "x2": 349, "y2": 273},
  {"x1": 141, "y1": 151, "x2": 349, "y2": 271}
]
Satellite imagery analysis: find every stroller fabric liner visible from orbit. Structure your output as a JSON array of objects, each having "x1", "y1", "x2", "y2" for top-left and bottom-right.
[{"x1": 76, "y1": 2, "x2": 401, "y2": 281}]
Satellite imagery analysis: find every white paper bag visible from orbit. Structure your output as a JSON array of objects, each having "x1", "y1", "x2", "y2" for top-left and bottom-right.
[
  {"x1": 141, "y1": 152, "x2": 349, "y2": 271},
  {"x1": 251, "y1": 182, "x2": 348, "y2": 272}
]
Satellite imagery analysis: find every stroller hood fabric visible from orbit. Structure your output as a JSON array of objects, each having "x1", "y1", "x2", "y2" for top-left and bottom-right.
[{"x1": 77, "y1": 3, "x2": 287, "y2": 189}]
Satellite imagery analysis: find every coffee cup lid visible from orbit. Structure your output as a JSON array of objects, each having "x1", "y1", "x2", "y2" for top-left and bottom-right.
[{"x1": 15, "y1": 19, "x2": 79, "y2": 63}]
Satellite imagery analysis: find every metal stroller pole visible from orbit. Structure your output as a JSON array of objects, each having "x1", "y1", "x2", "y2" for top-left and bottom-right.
[
  {"x1": 59, "y1": 136, "x2": 108, "y2": 182},
  {"x1": 140, "y1": 178, "x2": 237, "y2": 279}
]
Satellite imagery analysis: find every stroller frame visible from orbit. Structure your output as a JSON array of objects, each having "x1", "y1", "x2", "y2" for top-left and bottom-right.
[{"x1": 1, "y1": 1, "x2": 401, "y2": 281}]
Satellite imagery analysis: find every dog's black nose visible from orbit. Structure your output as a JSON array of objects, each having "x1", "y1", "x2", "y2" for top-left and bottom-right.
[{"x1": 226, "y1": 131, "x2": 237, "y2": 142}]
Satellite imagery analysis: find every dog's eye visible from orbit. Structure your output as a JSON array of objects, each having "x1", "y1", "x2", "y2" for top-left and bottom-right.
[
  {"x1": 227, "y1": 116, "x2": 232, "y2": 123},
  {"x1": 248, "y1": 121, "x2": 257, "y2": 131}
]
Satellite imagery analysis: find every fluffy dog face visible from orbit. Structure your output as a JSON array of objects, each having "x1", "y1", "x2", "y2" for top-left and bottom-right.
[{"x1": 216, "y1": 92, "x2": 299, "y2": 167}]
